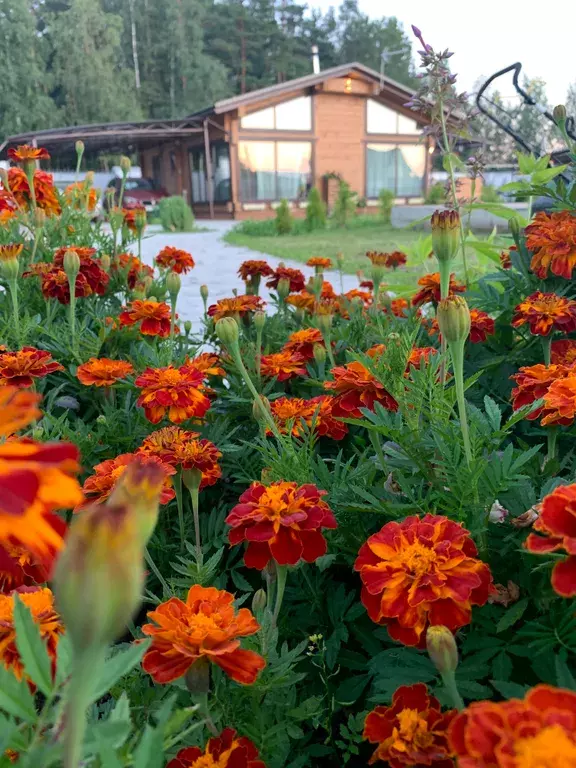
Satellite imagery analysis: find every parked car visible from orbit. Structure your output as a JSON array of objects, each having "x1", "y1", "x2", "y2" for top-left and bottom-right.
[{"x1": 104, "y1": 177, "x2": 168, "y2": 211}]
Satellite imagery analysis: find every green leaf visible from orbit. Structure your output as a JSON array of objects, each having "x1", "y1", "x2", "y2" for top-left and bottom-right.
[
  {"x1": 12, "y1": 594, "x2": 53, "y2": 697},
  {"x1": 484, "y1": 396, "x2": 502, "y2": 431},
  {"x1": 492, "y1": 653, "x2": 512, "y2": 681},
  {"x1": 89, "y1": 641, "x2": 150, "y2": 703},
  {"x1": 498, "y1": 181, "x2": 530, "y2": 194},
  {"x1": 84, "y1": 721, "x2": 132, "y2": 753},
  {"x1": 517, "y1": 151, "x2": 536, "y2": 174},
  {"x1": 132, "y1": 724, "x2": 165, "y2": 768},
  {"x1": 55, "y1": 632, "x2": 72, "y2": 687},
  {"x1": 496, "y1": 598, "x2": 529, "y2": 633},
  {"x1": 0, "y1": 666, "x2": 37, "y2": 722},
  {"x1": 491, "y1": 680, "x2": 529, "y2": 698},
  {"x1": 532, "y1": 165, "x2": 568, "y2": 184},
  {"x1": 555, "y1": 655, "x2": 576, "y2": 690},
  {"x1": 335, "y1": 674, "x2": 371, "y2": 705}
]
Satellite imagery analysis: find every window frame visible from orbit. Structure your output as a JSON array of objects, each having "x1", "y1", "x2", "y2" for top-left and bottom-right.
[
  {"x1": 366, "y1": 98, "x2": 420, "y2": 136},
  {"x1": 189, "y1": 141, "x2": 232, "y2": 204},
  {"x1": 365, "y1": 141, "x2": 426, "y2": 199},
  {"x1": 237, "y1": 138, "x2": 314, "y2": 203},
  {"x1": 239, "y1": 95, "x2": 314, "y2": 133}
]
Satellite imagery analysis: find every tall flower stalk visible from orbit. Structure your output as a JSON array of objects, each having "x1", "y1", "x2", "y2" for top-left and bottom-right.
[
  {"x1": 0, "y1": 245, "x2": 22, "y2": 347},
  {"x1": 63, "y1": 250, "x2": 80, "y2": 354}
]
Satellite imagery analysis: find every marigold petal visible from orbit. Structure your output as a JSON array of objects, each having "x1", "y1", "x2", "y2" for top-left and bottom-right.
[{"x1": 211, "y1": 647, "x2": 266, "y2": 685}]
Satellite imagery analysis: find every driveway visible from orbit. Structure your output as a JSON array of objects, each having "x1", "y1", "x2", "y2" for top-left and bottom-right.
[{"x1": 140, "y1": 221, "x2": 359, "y2": 326}]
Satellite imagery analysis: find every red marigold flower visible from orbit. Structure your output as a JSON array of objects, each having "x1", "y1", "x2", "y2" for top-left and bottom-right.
[
  {"x1": 174, "y1": 438, "x2": 222, "y2": 489},
  {"x1": 40, "y1": 268, "x2": 92, "y2": 304},
  {"x1": 0, "y1": 244, "x2": 23, "y2": 263},
  {"x1": 369, "y1": 251, "x2": 407, "y2": 269},
  {"x1": 0, "y1": 387, "x2": 42, "y2": 437},
  {"x1": 283, "y1": 328, "x2": 324, "y2": 360},
  {"x1": 448, "y1": 684, "x2": 576, "y2": 766},
  {"x1": 541, "y1": 375, "x2": 576, "y2": 426},
  {"x1": 500, "y1": 245, "x2": 516, "y2": 269},
  {"x1": 186, "y1": 353, "x2": 225, "y2": 379},
  {"x1": 52, "y1": 246, "x2": 109, "y2": 297},
  {"x1": 525, "y1": 210, "x2": 576, "y2": 279},
  {"x1": 306, "y1": 256, "x2": 332, "y2": 269},
  {"x1": 268, "y1": 395, "x2": 347, "y2": 440},
  {"x1": 469, "y1": 309, "x2": 495, "y2": 343},
  {"x1": 207, "y1": 295, "x2": 265, "y2": 322},
  {"x1": 115, "y1": 252, "x2": 153, "y2": 289},
  {"x1": 260, "y1": 351, "x2": 308, "y2": 381},
  {"x1": 510, "y1": 363, "x2": 571, "y2": 423},
  {"x1": 360, "y1": 279, "x2": 374, "y2": 290},
  {"x1": 364, "y1": 683, "x2": 457, "y2": 767},
  {"x1": 167, "y1": 728, "x2": 265, "y2": 768},
  {"x1": 8, "y1": 168, "x2": 61, "y2": 216},
  {"x1": 0, "y1": 209, "x2": 16, "y2": 225},
  {"x1": 512, "y1": 291, "x2": 576, "y2": 336},
  {"x1": 8, "y1": 145, "x2": 50, "y2": 162},
  {"x1": 324, "y1": 361, "x2": 398, "y2": 418},
  {"x1": 22, "y1": 262, "x2": 52, "y2": 280},
  {"x1": 354, "y1": 514, "x2": 493, "y2": 646},
  {"x1": 77, "y1": 452, "x2": 175, "y2": 511},
  {"x1": 524, "y1": 483, "x2": 576, "y2": 597},
  {"x1": 390, "y1": 298, "x2": 409, "y2": 317},
  {"x1": 226, "y1": 481, "x2": 337, "y2": 569},
  {"x1": 135, "y1": 365, "x2": 211, "y2": 424},
  {"x1": 0, "y1": 587, "x2": 63, "y2": 681},
  {"x1": 155, "y1": 246, "x2": 195, "y2": 274},
  {"x1": 76, "y1": 357, "x2": 134, "y2": 387},
  {"x1": 123, "y1": 204, "x2": 146, "y2": 231},
  {"x1": 0, "y1": 347, "x2": 63, "y2": 388},
  {"x1": 139, "y1": 426, "x2": 201, "y2": 466},
  {"x1": 64, "y1": 182, "x2": 99, "y2": 212},
  {"x1": 367, "y1": 344, "x2": 386, "y2": 359},
  {"x1": 238, "y1": 260, "x2": 274, "y2": 281},
  {"x1": 0, "y1": 535, "x2": 62, "y2": 594},
  {"x1": 343, "y1": 288, "x2": 372, "y2": 307},
  {"x1": 411, "y1": 273, "x2": 465, "y2": 307},
  {"x1": 142, "y1": 584, "x2": 266, "y2": 684},
  {"x1": 285, "y1": 291, "x2": 316, "y2": 313},
  {"x1": 406, "y1": 346, "x2": 438, "y2": 371},
  {"x1": 119, "y1": 299, "x2": 176, "y2": 338},
  {"x1": 266, "y1": 267, "x2": 306, "y2": 293},
  {"x1": 551, "y1": 339, "x2": 576, "y2": 365}
]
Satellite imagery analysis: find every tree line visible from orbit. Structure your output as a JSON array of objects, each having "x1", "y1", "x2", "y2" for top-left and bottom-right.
[{"x1": 0, "y1": 0, "x2": 417, "y2": 140}]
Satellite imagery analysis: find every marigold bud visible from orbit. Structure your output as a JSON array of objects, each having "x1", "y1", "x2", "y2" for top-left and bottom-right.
[
  {"x1": 336, "y1": 251, "x2": 344, "y2": 268},
  {"x1": 166, "y1": 271, "x2": 181, "y2": 297},
  {"x1": 252, "y1": 394, "x2": 271, "y2": 424},
  {"x1": 75, "y1": 140, "x2": 85, "y2": 156},
  {"x1": 184, "y1": 656, "x2": 210, "y2": 695},
  {"x1": 119, "y1": 155, "x2": 131, "y2": 175},
  {"x1": 0, "y1": 168, "x2": 9, "y2": 189},
  {"x1": 200, "y1": 284, "x2": 209, "y2": 301},
  {"x1": 316, "y1": 313, "x2": 332, "y2": 335},
  {"x1": 310, "y1": 273, "x2": 324, "y2": 294},
  {"x1": 251, "y1": 588, "x2": 267, "y2": 615},
  {"x1": 34, "y1": 209, "x2": 46, "y2": 228},
  {"x1": 253, "y1": 310, "x2": 266, "y2": 332},
  {"x1": 107, "y1": 457, "x2": 166, "y2": 545},
  {"x1": 277, "y1": 277, "x2": 291, "y2": 301},
  {"x1": 313, "y1": 343, "x2": 326, "y2": 365},
  {"x1": 426, "y1": 625, "x2": 459, "y2": 675},
  {"x1": 184, "y1": 320, "x2": 192, "y2": 335},
  {"x1": 84, "y1": 171, "x2": 94, "y2": 186},
  {"x1": 0, "y1": 255, "x2": 19, "y2": 282},
  {"x1": 437, "y1": 295, "x2": 470, "y2": 344},
  {"x1": 553, "y1": 104, "x2": 567, "y2": 124},
  {"x1": 216, "y1": 316, "x2": 239, "y2": 347},
  {"x1": 431, "y1": 210, "x2": 460, "y2": 264},
  {"x1": 100, "y1": 253, "x2": 111, "y2": 272},
  {"x1": 508, "y1": 217, "x2": 520, "y2": 239},
  {"x1": 63, "y1": 249, "x2": 80, "y2": 280}
]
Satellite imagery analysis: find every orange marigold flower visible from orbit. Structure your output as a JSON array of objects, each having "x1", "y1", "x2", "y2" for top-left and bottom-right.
[
  {"x1": 135, "y1": 365, "x2": 211, "y2": 424},
  {"x1": 238, "y1": 260, "x2": 274, "y2": 281},
  {"x1": 343, "y1": 288, "x2": 372, "y2": 307},
  {"x1": 283, "y1": 328, "x2": 324, "y2": 360},
  {"x1": 186, "y1": 352, "x2": 226, "y2": 379},
  {"x1": 510, "y1": 364, "x2": 571, "y2": 423},
  {"x1": 524, "y1": 483, "x2": 576, "y2": 597},
  {"x1": 369, "y1": 251, "x2": 407, "y2": 269},
  {"x1": 541, "y1": 375, "x2": 576, "y2": 426},
  {"x1": 469, "y1": 309, "x2": 495, "y2": 343},
  {"x1": 119, "y1": 299, "x2": 176, "y2": 338},
  {"x1": 8, "y1": 145, "x2": 50, "y2": 162},
  {"x1": 499, "y1": 245, "x2": 516, "y2": 269},
  {"x1": 364, "y1": 683, "x2": 457, "y2": 767},
  {"x1": 0, "y1": 209, "x2": 16, "y2": 225},
  {"x1": 448, "y1": 684, "x2": 576, "y2": 767},
  {"x1": 207, "y1": 295, "x2": 265, "y2": 322},
  {"x1": 123, "y1": 204, "x2": 146, "y2": 231},
  {"x1": 354, "y1": 514, "x2": 493, "y2": 646},
  {"x1": 155, "y1": 246, "x2": 195, "y2": 274},
  {"x1": 411, "y1": 273, "x2": 465, "y2": 307},
  {"x1": 139, "y1": 426, "x2": 200, "y2": 466},
  {"x1": 367, "y1": 344, "x2": 386, "y2": 359},
  {"x1": 0, "y1": 587, "x2": 62, "y2": 681},
  {"x1": 167, "y1": 728, "x2": 265, "y2": 768},
  {"x1": 266, "y1": 267, "x2": 306, "y2": 293},
  {"x1": 176, "y1": 439, "x2": 222, "y2": 489},
  {"x1": 53, "y1": 246, "x2": 109, "y2": 296},
  {"x1": 41, "y1": 268, "x2": 92, "y2": 304},
  {"x1": 77, "y1": 452, "x2": 175, "y2": 511},
  {"x1": 551, "y1": 339, "x2": 576, "y2": 365},
  {"x1": 0, "y1": 540, "x2": 54, "y2": 594},
  {"x1": 226, "y1": 481, "x2": 337, "y2": 569},
  {"x1": 285, "y1": 290, "x2": 315, "y2": 313},
  {"x1": 7, "y1": 168, "x2": 61, "y2": 215},
  {"x1": 76, "y1": 357, "x2": 134, "y2": 387},
  {"x1": 324, "y1": 361, "x2": 398, "y2": 418},
  {"x1": 0, "y1": 386, "x2": 42, "y2": 437},
  {"x1": 406, "y1": 346, "x2": 438, "y2": 371},
  {"x1": 0, "y1": 244, "x2": 23, "y2": 262},
  {"x1": 64, "y1": 182, "x2": 98, "y2": 212},
  {"x1": 268, "y1": 395, "x2": 347, "y2": 441},
  {"x1": 142, "y1": 584, "x2": 266, "y2": 684},
  {"x1": 0, "y1": 347, "x2": 63, "y2": 388},
  {"x1": 390, "y1": 298, "x2": 409, "y2": 317},
  {"x1": 22, "y1": 261, "x2": 52, "y2": 280},
  {"x1": 512, "y1": 291, "x2": 576, "y2": 336},
  {"x1": 115, "y1": 252, "x2": 154, "y2": 289},
  {"x1": 260, "y1": 351, "x2": 308, "y2": 381},
  {"x1": 525, "y1": 210, "x2": 576, "y2": 279},
  {"x1": 306, "y1": 256, "x2": 332, "y2": 269}
]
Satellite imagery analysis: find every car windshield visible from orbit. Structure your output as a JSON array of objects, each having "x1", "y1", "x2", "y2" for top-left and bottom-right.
[{"x1": 124, "y1": 178, "x2": 154, "y2": 191}]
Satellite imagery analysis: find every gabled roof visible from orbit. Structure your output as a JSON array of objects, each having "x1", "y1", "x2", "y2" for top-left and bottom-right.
[{"x1": 208, "y1": 62, "x2": 415, "y2": 115}]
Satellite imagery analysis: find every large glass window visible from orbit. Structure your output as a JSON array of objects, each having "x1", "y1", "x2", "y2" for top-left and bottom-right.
[
  {"x1": 366, "y1": 143, "x2": 426, "y2": 198},
  {"x1": 367, "y1": 99, "x2": 420, "y2": 135},
  {"x1": 189, "y1": 144, "x2": 231, "y2": 203},
  {"x1": 239, "y1": 141, "x2": 312, "y2": 201},
  {"x1": 240, "y1": 96, "x2": 312, "y2": 131}
]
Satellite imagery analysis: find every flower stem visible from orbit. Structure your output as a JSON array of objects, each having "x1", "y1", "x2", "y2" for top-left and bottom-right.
[
  {"x1": 189, "y1": 482, "x2": 202, "y2": 566},
  {"x1": 63, "y1": 650, "x2": 102, "y2": 768},
  {"x1": 546, "y1": 427, "x2": 558, "y2": 465},
  {"x1": 542, "y1": 335, "x2": 552, "y2": 367},
  {"x1": 174, "y1": 471, "x2": 186, "y2": 551},
  {"x1": 441, "y1": 670, "x2": 464, "y2": 711},
  {"x1": 256, "y1": 327, "x2": 263, "y2": 384},
  {"x1": 322, "y1": 331, "x2": 337, "y2": 369},
  {"x1": 230, "y1": 345, "x2": 283, "y2": 440},
  {"x1": 449, "y1": 340, "x2": 472, "y2": 466},
  {"x1": 68, "y1": 286, "x2": 77, "y2": 354},
  {"x1": 144, "y1": 547, "x2": 170, "y2": 596},
  {"x1": 369, "y1": 430, "x2": 387, "y2": 473},
  {"x1": 273, "y1": 564, "x2": 288, "y2": 625},
  {"x1": 439, "y1": 109, "x2": 469, "y2": 287},
  {"x1": 8, "y1": 280, "x2": 20, "y2": 348}
]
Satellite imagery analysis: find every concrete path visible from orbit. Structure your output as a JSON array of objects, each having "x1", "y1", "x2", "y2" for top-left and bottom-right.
[{"x1": 140, "y1": 221, "x2": 359, "y2": 326}]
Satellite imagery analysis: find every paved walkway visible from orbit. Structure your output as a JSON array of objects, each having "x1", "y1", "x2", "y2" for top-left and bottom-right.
[{"x1": 140, "y1": 221, "x2": 359, "y2": 326}]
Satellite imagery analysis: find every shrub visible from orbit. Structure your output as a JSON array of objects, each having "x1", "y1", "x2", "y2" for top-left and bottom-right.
[
  {"x1": 158, "y1": 195, "x2": 195, "y2": 231},
  {"x1": 425, "y1": 182, "x2": 446, "y2": 204},
  {"x1": 305, "y1": 186, "x2": 327, "y2": 231},
  {"x1": 481, "y1": 184, "x2": 501, "y2": 202},
  {"x1": 233, "y1": 218, "x2": 278, "y2": 236},
  {"x1": 332, "y1": 180, "x2": 357, "y2": 227},
  {"x1": 275, "y1": 198, "x2": 293, "y2": 235},
  {"x1": 378, "y1": 188, "x2": 395, "y2": 224}
]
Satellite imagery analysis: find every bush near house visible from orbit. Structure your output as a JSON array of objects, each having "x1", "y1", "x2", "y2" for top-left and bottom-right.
[{"x1": 159, "y1": 195, "x2": 195, "y2": 231}]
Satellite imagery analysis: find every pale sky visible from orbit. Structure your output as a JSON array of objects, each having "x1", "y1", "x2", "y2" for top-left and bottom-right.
[{"x1": 314, "y1": 0, "x2": 574, "y2": 106}]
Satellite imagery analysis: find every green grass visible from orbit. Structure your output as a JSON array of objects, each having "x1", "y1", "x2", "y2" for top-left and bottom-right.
[{"x1": 225, "y1": 223, "x2": 499, "y2": 297}]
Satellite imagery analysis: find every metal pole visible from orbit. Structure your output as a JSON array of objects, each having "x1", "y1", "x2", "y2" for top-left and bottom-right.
[{"x1": 203, "y1": 118, "x2": 214, "y2": 220}]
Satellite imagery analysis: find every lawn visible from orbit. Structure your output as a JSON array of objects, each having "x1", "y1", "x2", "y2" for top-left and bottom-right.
[{"x1": 225, "y1": 222, "x2": 501, "y2": 297}]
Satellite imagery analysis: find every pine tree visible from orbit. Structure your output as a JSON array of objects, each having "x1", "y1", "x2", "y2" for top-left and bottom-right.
[
  {"x1": 514, "y1": 78, "x2": 551, "y2": 155},
  {"x1": 565, "y1": 82, "x2": 576, "y2": 122}
]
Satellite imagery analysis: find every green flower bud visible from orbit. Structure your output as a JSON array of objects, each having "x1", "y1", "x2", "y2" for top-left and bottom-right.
[
  {"x1": 253, "y1": 310, "x2": 266, "y2": 332},
  {"x1": 277, "y1": 277, "x2": 291, "y2": 302},
  {"x1": 119, "y1": 156, "x2": 131, "y2": 175},
  {"x1": 431, "y1": 210, "x2": 460, "y2": 264},
  {"x1": 252, "y1": 394, "x2": 271, "y2": 424},
  {"x1": 75, "y1": 140, "x2": 85, "y2": 156},
  {"x1": 251, "y1": 588, "x2": 267, "y2": 615},
  {"x1": 553, "y1": 104, "x2": 567, "y2": 124},
  {"x1": 200, "y1": 284, "x2": 209, "y2": 301},
  {"x1": 316, "y1": 313, "x2": 333, "y2": 335},
  {"x1": 63, "y1": 249, "x2": 80, "y2": 280},
  {"x1": 34, "y1": 209, "x2": 46, "y2": 228},
  {"x1": 85, "y1": 170, "x2": 94, "y2": 186},
  {"x1": 437, "y1": 295, "x2": 471, "y2": 344},
  {"x1": 313, "y1": 343, "x2": 327, "y2": 365},
  {"x1": 426, "y1": 625, "x2": 459, "y2": 675},
  {"x1": 184, "y1": 656, "x2": 210, "y2": 695},
  {"x1": 100, "y1": 254, "x2": 111, "y2": 272},
  {"x1": 166, "y1": 271, "x2": 181, "y2": 297},
  {"x1": 184, "y1": 320, "x2": 192, "y2": 335},
  {"x1": 216, "y1": 316, "x2": 240, "y2": 347}
]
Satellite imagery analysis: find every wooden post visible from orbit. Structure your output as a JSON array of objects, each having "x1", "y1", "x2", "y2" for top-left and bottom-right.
[{"x1": 203, "y1": 119, "x2": 214, "y2": 220}]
